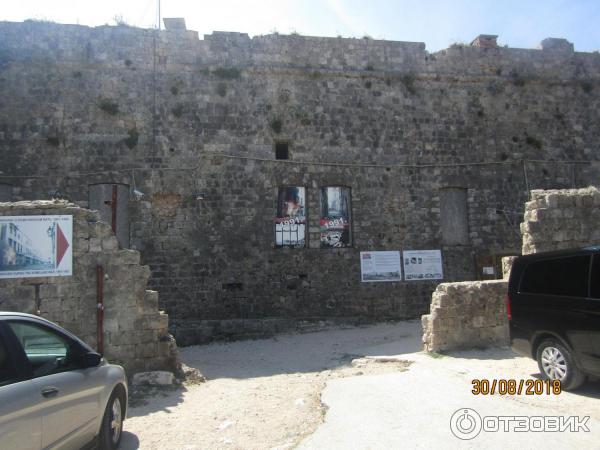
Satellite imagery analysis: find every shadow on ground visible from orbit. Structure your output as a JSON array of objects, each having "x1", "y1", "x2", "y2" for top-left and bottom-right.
[
  {"x1": 443, "y1": 347, "x2": 519, "y2": 360},
  {"x1": 126, "y1": 384, "x2": 188, "y2": 417},
  {"x1": 572, "y1": 381, "x2": 600, "y2": 398},
  {"x1": 179, "y1": 320, "x2": 423, "y2": 380},
  {"x1": 119, "y1": 431, "x2": 140, "y2": 450}
]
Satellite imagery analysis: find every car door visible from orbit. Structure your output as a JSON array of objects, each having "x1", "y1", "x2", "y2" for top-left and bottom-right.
[
  {"x1": 0, "y1": 323, "x2": 42, "y2": 450},
  {"x1": 583, "y1": 253, "x2": 600, "y2": 375},
  {"x1": 516, "y1": 254, "x2": 594, "y2": 362},
  {"x1": 516, "y1": 255, "x2": 587, "y2": 329},
  {"x1": 5, "y1": 320, "x2": 103, "y2": 450}
]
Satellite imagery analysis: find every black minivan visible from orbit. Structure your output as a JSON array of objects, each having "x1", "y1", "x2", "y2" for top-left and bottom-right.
[{"x1": 508, "y1": 246, "x2": 600, "y2": 390}]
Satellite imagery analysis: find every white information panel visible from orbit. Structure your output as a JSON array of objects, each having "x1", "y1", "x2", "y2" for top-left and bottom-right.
[
  {"x1": 360, "y1": 251, "x2": 402, "y2": 282},
  {"x1": 0, "y1": 215, "x2": 73, "y2": 279},
  {"x1": 402, "y1": 250, "x2": 443, "y2": 281}
]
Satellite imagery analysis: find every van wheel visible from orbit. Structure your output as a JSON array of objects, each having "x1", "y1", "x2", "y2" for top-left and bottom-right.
[
  {"x1": 99, "y1": 387, "x2": 125, "y2": 450},
  {"x1": 536, "y1": 339, "x2": 585, "y2": 390}
]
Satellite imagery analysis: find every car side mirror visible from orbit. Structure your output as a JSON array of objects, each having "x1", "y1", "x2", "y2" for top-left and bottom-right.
[{"x1": 83, "y1": 352, "x2": 102, "y2": 368}]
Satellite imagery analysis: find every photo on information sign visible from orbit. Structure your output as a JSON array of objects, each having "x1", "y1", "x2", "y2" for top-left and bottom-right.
[{"x1": 0, "y1": 215, "x2": 73, "y2": 279}]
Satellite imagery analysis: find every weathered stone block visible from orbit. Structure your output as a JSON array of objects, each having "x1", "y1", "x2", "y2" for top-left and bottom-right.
[{"x1": 132, "y1": 371, "x2": 175, "y2": 386}]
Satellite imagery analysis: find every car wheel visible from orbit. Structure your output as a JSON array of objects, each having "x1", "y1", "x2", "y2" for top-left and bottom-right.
[
  {"x1": 99, "y1": 387, "x2": 125, "y2": 450},
  {"x1": 536, "y1": 339, "x2": 585, "y2": 390}
]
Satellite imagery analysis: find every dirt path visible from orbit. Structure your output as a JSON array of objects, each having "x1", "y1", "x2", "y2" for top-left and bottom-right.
[{"x1": 121, "y1": 322, "x2": 421, "y2": 450}]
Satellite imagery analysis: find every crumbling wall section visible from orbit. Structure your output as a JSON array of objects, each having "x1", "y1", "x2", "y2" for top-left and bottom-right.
[
  {"x1": 521, "y1": 186, "x2": 600, "y2": 254},
  {"x1": 0, "y1": 200, "x2": 177, "y2": 375},
  {"x1": 422, "y1": 280, "x2": 509, "y2": 352}
]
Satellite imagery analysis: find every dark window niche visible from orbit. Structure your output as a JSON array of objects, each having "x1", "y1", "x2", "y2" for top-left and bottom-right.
[
  {"x1": 275, "y1": 142, "x2": 289, "y2": 160},
  {"x1": 222, "y1": 283, "x2": 244, "y2": 291}
]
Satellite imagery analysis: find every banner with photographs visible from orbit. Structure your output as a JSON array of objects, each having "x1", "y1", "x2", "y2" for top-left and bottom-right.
[
  {"x1": 360, "y1": 251, "x2": 402, "y2": 282},
  {"x1": 0, "y1": 215, "x2": 73, "y2": 279},
  {"x1": 320, "y1": 187, "x2": 352, "y2": 248},
  {"x1": 402, "y1": 249, "x2": 443, "y2": 281},
  {"x1": 275, "y1": 187, "x2": 306, "y2": 248}
]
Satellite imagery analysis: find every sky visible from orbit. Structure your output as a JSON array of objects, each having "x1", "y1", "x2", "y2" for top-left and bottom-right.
[{"x1": 2, "y1": 0, "x2": 599, "y2": 52}]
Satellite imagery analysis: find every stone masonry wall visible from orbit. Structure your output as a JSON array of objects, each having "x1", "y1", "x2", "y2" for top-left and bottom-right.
[
  {"x1": 0, "y1": 200, "x2": 177, "y2": 375},
  {"x1": 1, "y1": 21, "x2": 599, "y2": 343},
  {"x1": 521, "y1": 186, "x2": 600, "y2": 254},
  {"x1": 422, "y1": 280, "x2": 509, "y2": 352}
]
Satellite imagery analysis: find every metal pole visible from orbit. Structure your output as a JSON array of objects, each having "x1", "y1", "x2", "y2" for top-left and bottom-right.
[
  {"x1": 111, "y1": 184, "x2": 118, "y2": 234},
  {"x1": 522, "y1": 160, "x2": 530, "y2": 199},
  {"x1": 96, "y1": 265, "x2": 105, "y2": 355}
]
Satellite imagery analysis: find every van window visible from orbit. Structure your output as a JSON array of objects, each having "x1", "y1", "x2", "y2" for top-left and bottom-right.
[
  {"x1": 520, "y1": 255, "x2": 590, "y2": 298},
  {"x1": 590, "y1": 255, "x2": 600, "y2": 298}
]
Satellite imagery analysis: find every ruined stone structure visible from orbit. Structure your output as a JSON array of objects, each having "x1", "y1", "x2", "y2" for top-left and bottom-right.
[
  {"x1": 521, "y1": 186, "x2": 600, "y2": 254},
  {"x1": 0, "y1": 201, "x2": 177, "y2": 374},
  {"x1": 422, "y1": 280, "x2": 509, "y2": 352},
  {"x1": 423, "y1": 186, "x2": 600, "y2": 352},
  {"x1": 0, "y1": 20, "x2": 599, "y2": 343}
]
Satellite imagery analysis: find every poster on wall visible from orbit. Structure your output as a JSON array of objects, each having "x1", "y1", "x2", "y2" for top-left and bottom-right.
[
  {"x1": 275, "y1": 187, "x2": 306, "y2": 248},
  {"x1": 402, "y1": 249, "x2": 443, "y2": 281},
  {"x1": 320, "y1": 187, "x2": 352, "y2": 248},
  {"x1": 360, "y1": 251, "x2": 402, "y2": 282},
  {"x1": 0, "y1": 215, "x2": 73, "y2": 279}
]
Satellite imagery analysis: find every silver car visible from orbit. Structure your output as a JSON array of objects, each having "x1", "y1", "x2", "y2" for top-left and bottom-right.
[{"x1": 0, "y1": 312, "x2": 127, "y2": 450}]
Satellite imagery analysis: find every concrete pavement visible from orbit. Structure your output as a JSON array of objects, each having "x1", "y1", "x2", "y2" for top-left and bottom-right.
[{"x1": 299, "y1": 322, "x2": 600, "y2": 449}]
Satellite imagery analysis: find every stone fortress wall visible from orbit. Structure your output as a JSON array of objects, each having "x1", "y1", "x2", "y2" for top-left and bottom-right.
[{"x1": 0, "y1": 20, "x2": 599, "y2": 343}]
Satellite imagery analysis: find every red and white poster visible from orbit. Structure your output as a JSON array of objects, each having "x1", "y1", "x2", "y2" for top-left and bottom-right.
[
  {"x1": 320, "y1": 187, "x2": 352, "y2": 248},
  {"x1": 0, "y1": 215, "x2": 73, "y2": 279},
  {"x1": 275, "y1": 187, "x2": 306, "y2": 248}
]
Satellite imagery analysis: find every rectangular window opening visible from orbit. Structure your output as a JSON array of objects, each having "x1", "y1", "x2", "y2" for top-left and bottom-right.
[
  {"x1": 275, "y1": 142, "x2": 289, "y2": 160},
  {"x1": 222, "y1": 283, "x2": 244, "y2": 291}
]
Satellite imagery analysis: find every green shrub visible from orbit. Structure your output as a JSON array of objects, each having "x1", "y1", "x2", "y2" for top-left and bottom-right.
[
  {"x1": 581, "y1": 81, "x2": 593, "y2": 93},
  {"x1": 400, "y1": 73, "x2": 416, "y2": 94},
  {"x1": 98, "y1": 99, "x2": 119, "y2": 115},
  {"x1": 124, "y1": 128, "x2": 139, "y2": 149},
  {"x1": 525, "y1": 136, "x2": 542, "y2": 149},
  {"x1": 270, "y1": 119, "x2": 282, "y2": 134},
  {"x1": 171, "y1": 105, "x2": 184, "y2": 118},
  {"x1": 46, "y1": 136, "x2": 60, "y2": 147},
  {"x1": 212, "y1": 67, "x2": 241, "y2": 79}
]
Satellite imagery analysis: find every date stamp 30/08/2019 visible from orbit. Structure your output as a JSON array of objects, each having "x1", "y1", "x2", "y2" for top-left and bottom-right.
[{"x1": 471, "y1": 379, "x2": 561, "y2": 396}]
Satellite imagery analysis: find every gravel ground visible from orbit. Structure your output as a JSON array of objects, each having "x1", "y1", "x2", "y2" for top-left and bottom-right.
[
  {"x1": 121, "y1": 322, "x2": 419, "y2": 450},
  {"x1": 120, "y1": 320, "x2": 600, "y2": 449}
]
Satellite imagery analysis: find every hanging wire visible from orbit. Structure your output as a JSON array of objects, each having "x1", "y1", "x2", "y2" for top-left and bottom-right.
[{"x1": 0, "y1": 155, "x2": 593, "y2": 179}]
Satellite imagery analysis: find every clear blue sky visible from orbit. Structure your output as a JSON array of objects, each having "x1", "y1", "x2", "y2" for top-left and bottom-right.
[{"x1": 3, "y1": 0, "x2": 599, "y2": 52}]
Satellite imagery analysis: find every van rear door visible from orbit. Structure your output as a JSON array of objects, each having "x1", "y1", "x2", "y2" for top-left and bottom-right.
[{"x1": 583, "y1": 254, "x2": 600, "y2": 375}]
